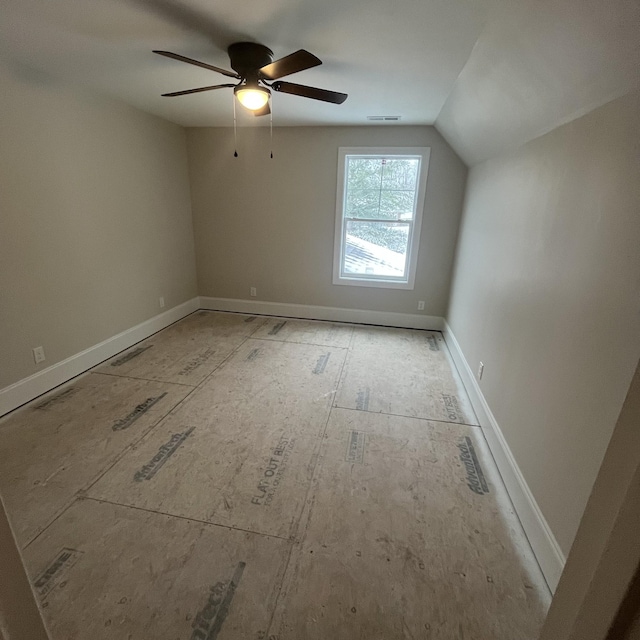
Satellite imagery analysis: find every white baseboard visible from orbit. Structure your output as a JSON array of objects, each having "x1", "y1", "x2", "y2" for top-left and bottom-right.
[
  {"x1": 0, "y1": 298, "x2": 199, "y2": 418},
  {"x1": 1, "y1": 296, "x2": 438, "y2": 419},
  {"x1": 443, "y1": 321, "x2": 566, "y2": 592},
  {"x1": 200, "y1": 296, "x2": 444, "y2": 331}
]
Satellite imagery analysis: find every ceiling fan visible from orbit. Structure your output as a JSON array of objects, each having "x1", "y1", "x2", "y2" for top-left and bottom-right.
[{"x1": 154, "y1": 42, "x2": 348, "y2": 115}]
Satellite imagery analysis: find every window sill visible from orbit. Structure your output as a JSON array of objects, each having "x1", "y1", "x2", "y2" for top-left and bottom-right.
[{"x1": 332, "y1": 276, "x2": 415, "y2": 290}]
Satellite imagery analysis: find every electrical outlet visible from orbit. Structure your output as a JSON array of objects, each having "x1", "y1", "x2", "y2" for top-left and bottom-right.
[
  {"x1": 159, "y1": 296, "x2": 165, "y2": 309},
  {"x1": 417, "y1": 301, "x2": 425, "y2": 311},
  {"x1": 250, "y1": 287, "x2": 257, "y2": 297},
  {"x1": 33, "y1": 346, "x2": 46, "y2": 364},
  {"x1": 477, "y1": 361, "x2": 484, "y2": 380}
]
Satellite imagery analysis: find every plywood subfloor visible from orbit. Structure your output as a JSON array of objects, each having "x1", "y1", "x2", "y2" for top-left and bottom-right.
[
  {"x1": 0, "y1": 312, "x2": 549, "y2": 640},
  {"x1": 0, "y1": 373, "x2": 192, "y2": 546},
  {"x1": 270, "y1": 409, "x2": 547, "y2": 639},
  {"x1": 334, "y1": 326, "x2": 479, "y2": 425},
  {"x1": 251, "y1": 317, "x2": 354, "y2": 348},
  {"x1": 24, "y1": 498, "x2": 290, "y2": 640},
  {"x1": 88, "y1": 339, "x2": 346, "y2": 538},
  {"x1": 94, "y1": 311, "x2": 265, "y2": 386}
]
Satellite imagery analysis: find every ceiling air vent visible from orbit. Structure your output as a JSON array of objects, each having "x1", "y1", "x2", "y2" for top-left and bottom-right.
[{"x1": 367, "y1": 115, "x2": 401, "y2": 121}]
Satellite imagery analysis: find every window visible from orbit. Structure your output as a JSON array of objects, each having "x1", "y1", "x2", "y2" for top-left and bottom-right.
[{"x1": 333, "y1": 147, "x2": 430, "y2": 289}]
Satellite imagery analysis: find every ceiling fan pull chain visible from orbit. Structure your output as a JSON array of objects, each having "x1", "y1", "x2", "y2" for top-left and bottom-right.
[
  {"x1": 233, "y1": 94, "x2": 238, "y2": 157},
  {"x1": 270, "y1": 103, "x2": 273, "y2": 159}
]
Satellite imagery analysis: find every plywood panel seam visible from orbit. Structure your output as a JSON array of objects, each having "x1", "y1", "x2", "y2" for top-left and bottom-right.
[
  {"x1": 250, "y1": 337, "x2": 350, "y2": 351},
  {"x1": 13, "y1": 386, "x2": 196, "y2": 551},
  {"x1": 20, "y1": 385, "x2": 198, "y2": 550},
  {"x1": 196, "y1": 310, "x2": 270, "y2": 343},
  {"x1": 22, "y1": 496, "x2": 81, "y2": 551},
  {"x1": 73, "y1": 384, "x2": 202, "y2": 509},
  {"x1": 285, "y1": 332, "x2": 353, "y2": 542},
  {"x1": 204, "y1": 309, "x2": 360, "y2": 331},
  {"x1": 265, "y1": 333, "x2": 354, "y2": 638},
  {"x1": 263, "y1": 535, "x2": 298, "y2": 637},
  {"x1": 78, "y1": 409, "x2": 187, "y2": 496},
  {"x1": 150, "y1": 386, "x2": 200, "y2": 424},
  {"x1": 82, "y1": 496, "x2": 294, "y2": 543},
  {"x1": 333, "y1": 404, "x2": 483, "y2": 429},
  {"x1": 90, "y1": 371, "x2": 197, "y2": 388},
  {"x1": 195, "y1": 335, "x2": 255, "y2": 389},
  {"x1": 333, "y1": 328, "x2": 356, "y2": 398},
  {"x1": 286, "y1": 345, "x2": 352, "y2": 542},
  {"x1": 75, "y1": 385, "x2": 212, "y2": 510}
]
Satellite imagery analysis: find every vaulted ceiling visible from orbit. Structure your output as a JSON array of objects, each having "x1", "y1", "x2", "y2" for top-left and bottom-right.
[{"x1": 2, "y1": 0, "x2": 639, "y2": 164}]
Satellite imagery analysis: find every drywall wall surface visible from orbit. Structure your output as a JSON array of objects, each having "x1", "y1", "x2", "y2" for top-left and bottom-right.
[
  {"x1": 446, "y1": 89, "x2": 640, "y2": 554},
  {"x1": 436, "y1": 0, "x2": 640, "y2": 165},
  {"x1": 187, "y1": 126, "x2": 466, "y2": 316},
  {"x1": 540, "y1": 360, "x2": 640, "y2": 640},
  {"x1": 0, "y1": 496, "x2": 49, "y2": 640},
  {"x1": 0, "y1": 61, "x2": 197, "y2": 390}
]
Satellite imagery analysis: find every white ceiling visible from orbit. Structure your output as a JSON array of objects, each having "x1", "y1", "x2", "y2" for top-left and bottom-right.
[
  {"x1": 2, "y1": 0, "x2": 639, "y2": 163},
  {"x1": 436, "y1": 0, "x2": 640, "y2": 164},
  {"x1": 0, "y1": 0, "x2": 487, "y2": 128}
]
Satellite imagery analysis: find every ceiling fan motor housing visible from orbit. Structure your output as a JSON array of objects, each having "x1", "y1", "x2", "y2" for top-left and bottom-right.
[{"x1": 227, "y1": 42, "x2": 274, "y2": 80}]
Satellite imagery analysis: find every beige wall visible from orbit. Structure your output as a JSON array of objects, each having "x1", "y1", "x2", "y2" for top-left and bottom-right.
[
  {"x1": 447, "y1": 90, "x2": 640, "y2": 554},
  {"x1": 0, "y1": 62, "x2": 197, "y2": 390},
  {"x1": 186, "y1": 126, "x2": 466, "y2": 317},
  {"x1": 540, "y1": 360, "x2": 640, "y2": 640}
]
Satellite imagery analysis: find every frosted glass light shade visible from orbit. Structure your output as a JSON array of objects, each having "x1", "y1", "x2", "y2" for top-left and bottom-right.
[{"x1": 236, "y1": 87, "x2": 269, "y2": 110}]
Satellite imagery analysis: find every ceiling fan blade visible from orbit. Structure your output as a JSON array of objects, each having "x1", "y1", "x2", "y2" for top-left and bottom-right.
[
  {"x1": 253, "y1": 102, "x2": 271, "y2": 116},
  {"x1": 153, "y1": 50, "x2": 239, "y2": 78},
  {"x1": 161, "y1": 83, "x2": 235, "y2": 97},
  {"x1": 272, "y1": 81, "x2": 347, "y2": 104},
  {"x1": 259, "y1": 50, "x2": 321, "y2": 80}
]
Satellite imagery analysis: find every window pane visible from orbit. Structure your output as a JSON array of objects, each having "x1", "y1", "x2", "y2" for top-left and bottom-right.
[
  {"x1": 343, "y1": 221, "x2": 410, "y2": 278},
  {"x1": 345, "y1": 156, "x2": 420, "y2": 221},
  {"x1": 381, "y1": 158, "x2": 419, "y2": 190},
  {"x1": 346, "y1": 157, "x2": 382, "y2": 190},
  {"x1": 345, "y1": 188, "x2": 381, "y2": 218},
  {"x1": 345, "y1": 157, "x2": 383, "y2": 219},
  {"x1": 379, "y1": 189, "x2": 416, "y2": 220}
]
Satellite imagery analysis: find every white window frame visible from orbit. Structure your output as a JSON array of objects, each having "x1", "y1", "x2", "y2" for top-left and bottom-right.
[{"x1": 332, "y1": 146, "x2": 431, "y2": 290}]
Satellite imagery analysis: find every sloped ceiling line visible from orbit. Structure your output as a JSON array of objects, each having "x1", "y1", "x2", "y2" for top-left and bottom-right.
[{"x1": 435, "y1": 0, "x2": 640, "y2": 165}]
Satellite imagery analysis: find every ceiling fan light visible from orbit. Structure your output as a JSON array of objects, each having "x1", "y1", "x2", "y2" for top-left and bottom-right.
[{"x1": 235, "y1": 85, "x2": 270, "y2": 110}]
